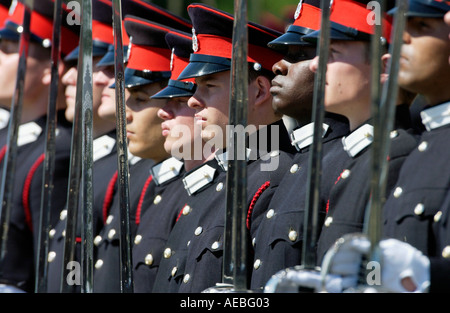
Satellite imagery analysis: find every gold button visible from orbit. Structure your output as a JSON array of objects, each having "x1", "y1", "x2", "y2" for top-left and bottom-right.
[
  {"x1": 60, "y1": 209, "x2": 67, "y2": 220},
  {"x1": 393, "y1": 187, "x2": 403, "y2": 198},
  {"x1": 442, "y1": 246, "x2": 450, "y2": 259},
  {"x1": 134, "y1": 234, "x2": 142, "y2": 245},
  {"x1": 288, "y1": 230, "x2": 298, "y2": 242},
  {"x1": 182, "y1": 205, "x2": 191, "y2": 215},
  {"x1": 108, "y1": 229, "x2": 116, "y2": 240},
  {"x1": 194, "y1": 226, "x2": 203, "y2": 236},
  {"x1": 324, "y1": 216, "x2": 333, "y2": 227},
  {"x1": 341, "y1": 169, "x2": 351, "y2": 179},
  {"x1": 48, "y1": 251, "x2": 56, "y2": 263},
  {"x1": 94, "y1": 235, "x2": 102, "y2": 246},
  {"x1": 414, "y1": 203, "x2": 425, "y2": 215},
  {"x1": 49, "y1": 228, "x2": 56, "y2": 239},
  {"x1": 164, "y1": 248, "x2": 172, "y2": 258},
  {"x1": 290, "y1": 164, "x2": 299, "y2": 174},
  {"x1": 144, "y1": 254, "x2": 153, "y2": 266},
  {"x1": 254, "y1": 259, "x2": 261, "y2": 270},
  {"x1": 216, "y1": 182, "x2": 224, "y2": 192},
  {"x1": 434, "y1": 211, "x2": 442, "y2": 223},
  {"x1": 390, "y1": 130, "x2": 398, "y2": 138},
  {"x1": 153, "y1": 195, "x2": 162, "y2": 205},
  {"x1": 95, "y1": 259, "x2": 104, "y2": 269},
  {"x1": 418, "y1": 141, "x2": 428, "y2": 152},
  {"x1": 183, "y1": 274, "x2": 190, "y2": 283},
  {"x1": 252, "y1": 237, "x2": 256, "y2": 247},
  {"x1": 266, "y1": 209, "x2": 275, "y2": 219},
  {"x1": 211, "y1": 241, "x2": 219, "y2": 250},
  {"x1": 106, "y1": 215, "x2": 114, "y2": 225},
  {"x1": 171, "y1": 266, "x2": 178, "y2": 277}
]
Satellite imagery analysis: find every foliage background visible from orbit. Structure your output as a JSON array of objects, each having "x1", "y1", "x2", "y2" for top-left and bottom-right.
[{"x1": 145, "y1": 0, "x2": 298, "y2": 32}]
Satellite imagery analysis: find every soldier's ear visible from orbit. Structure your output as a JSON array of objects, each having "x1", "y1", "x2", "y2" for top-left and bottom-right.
[
  {"x1": 251, "y1": 75, "x2": 272, "y2": 107},
  {"x1": 380, "y1": 53, "x2": 390, "y2": 84},
  {"x1": 41, "y1": 67, "x2": 52, "y2": 86}
]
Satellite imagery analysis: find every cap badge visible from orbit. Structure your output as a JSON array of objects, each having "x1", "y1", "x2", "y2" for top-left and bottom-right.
[
  {"x1": 170, "y1": 48, "x2": 175, "y2": 71},
  {"x1": 192, "y1": 28, "x2": 198, "y2": 52},
  {"x1": 9, "y1": 0, "x2": 18, "y2": 16},
  {"x1": 294, "y1": 0, "x2": 303, "y2": 20},
  {"x1": 127, "y1": 36, "x2": 133, "y2": 61}
]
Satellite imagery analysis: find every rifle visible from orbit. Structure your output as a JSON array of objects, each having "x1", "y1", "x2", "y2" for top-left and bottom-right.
[
  {"x1": 35, "y1": 0, "x2": 63, "y2": 293},
  {"x1": 112, "y1": 0, "x2": 133, "y2": 293}
]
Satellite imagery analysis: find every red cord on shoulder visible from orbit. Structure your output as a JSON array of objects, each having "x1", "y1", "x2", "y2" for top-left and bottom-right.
[
  {"x1": 22, "y1": 153, "x2": 45, "y2": 232},
  {"x1": 135, "y1": 174, "x2": 153, "y2": 226},
  {"x1": 246, "y1": 181, "x2": 270, "y2": 230},
  {"x1": 102, "y1": 171, "x2": 118, "y2": 224}
]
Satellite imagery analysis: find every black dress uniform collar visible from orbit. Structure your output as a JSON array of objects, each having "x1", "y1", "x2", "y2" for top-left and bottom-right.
[
  {"x1": 420, "y1": 101, "x2": 450, "y2": 131},
  {"x1": 149, "y1": 157, "x2": 184, "y2": 186}
]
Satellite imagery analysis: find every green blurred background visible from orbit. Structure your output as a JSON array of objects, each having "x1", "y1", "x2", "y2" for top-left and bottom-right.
[{"x1": 146, "y1": 0, "x2": 299, "y2": 32}]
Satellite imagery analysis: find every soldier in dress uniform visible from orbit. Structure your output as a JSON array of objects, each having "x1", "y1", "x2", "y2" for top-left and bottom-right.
[
  {"x1": 291, "y1": 0, "x2": 419, "y2": 265},
  {"x1": 131, "y1": 27, "x2": 204, "y2": 293},
  {"x1": 0, "y1": 0, "x2": 12, "y2": 137},
  {"x1": 92, "y1": 10, "x2": 193, "y2": 293},
  {"x1": 0, "y1": 0, "x2": 79, "y2": 292},
  {"x1": 249, "y1": 0, "x2": 351, "y2": 291},
  {"x1": 45, "y1": 0, "x2": 122, "y2": 293},
  {"x1": 152, "y1": 3, "x2": 296, "y2": 293},
  {"x1": 280, "y1": 0, "x2": 450, "y2": 293}
]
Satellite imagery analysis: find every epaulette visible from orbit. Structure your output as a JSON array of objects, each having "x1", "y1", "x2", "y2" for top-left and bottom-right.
[
  {"x1": 341, "y1": 124, "x2": 373, "y2": 158},
  {"x1": 290, "y1": 122, "x2": 329, "y2": 151},
  {"x1": 150, "y1": 157, "x2": 184, "y2": 185}
]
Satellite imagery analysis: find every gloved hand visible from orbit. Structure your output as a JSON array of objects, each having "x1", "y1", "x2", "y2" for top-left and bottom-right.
[
  {"x1": 378, "y1": 239, "x2": 430, "y2": 293},
  {"x1": 0, "y1": 284, "x2": 26, "y2": 293},
  {"x1": 264, "y1": 267, "x2": 357, "y2": 293},
  {"x1": 321, "y1": 234, "x2": 430, "y2": 293}
]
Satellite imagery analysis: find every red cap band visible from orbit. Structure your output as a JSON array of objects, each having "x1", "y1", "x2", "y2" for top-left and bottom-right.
[
  {"x1": 8, "y1": 2, "x2": 79, "y2": 55},
  {"x1": 195, "y1": 34, "x2": 280, "y2": 71},
  {"x1": 331, "y1": 0, "x2": 392, "y2": 41},
  {"x1": 293, "y1": 3, "x2": 321, "y2": 30},
  {"x1": 127, "y1": 45, "x2": 171, "y2": 72}
]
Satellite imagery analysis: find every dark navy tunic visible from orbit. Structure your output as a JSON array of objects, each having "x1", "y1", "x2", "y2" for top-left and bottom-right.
[
  {"x1": 92, "y1": 156, "x2": 155, "y2": 292},
  {"x1": 153, "y1": 120, "x2": 296, "y2": 293},
  {"x1": 46, "y1": 131, "x2": 119, "y2": 292},
  {"x1": 383, "y1": 101, "x2": 450, "y2": 293},
  {"x1": 316, "y1": 105, "x2": 419, "y2": 263},
  {"x1": 0, "y1": 111, "x2": 72, "y2": 292},
  {"x1": 250, "y1": 113, "x2": 350, "y2": 290},
  {"x1": 131, "y1": 158, "x2": 190, "y2": 293}
]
